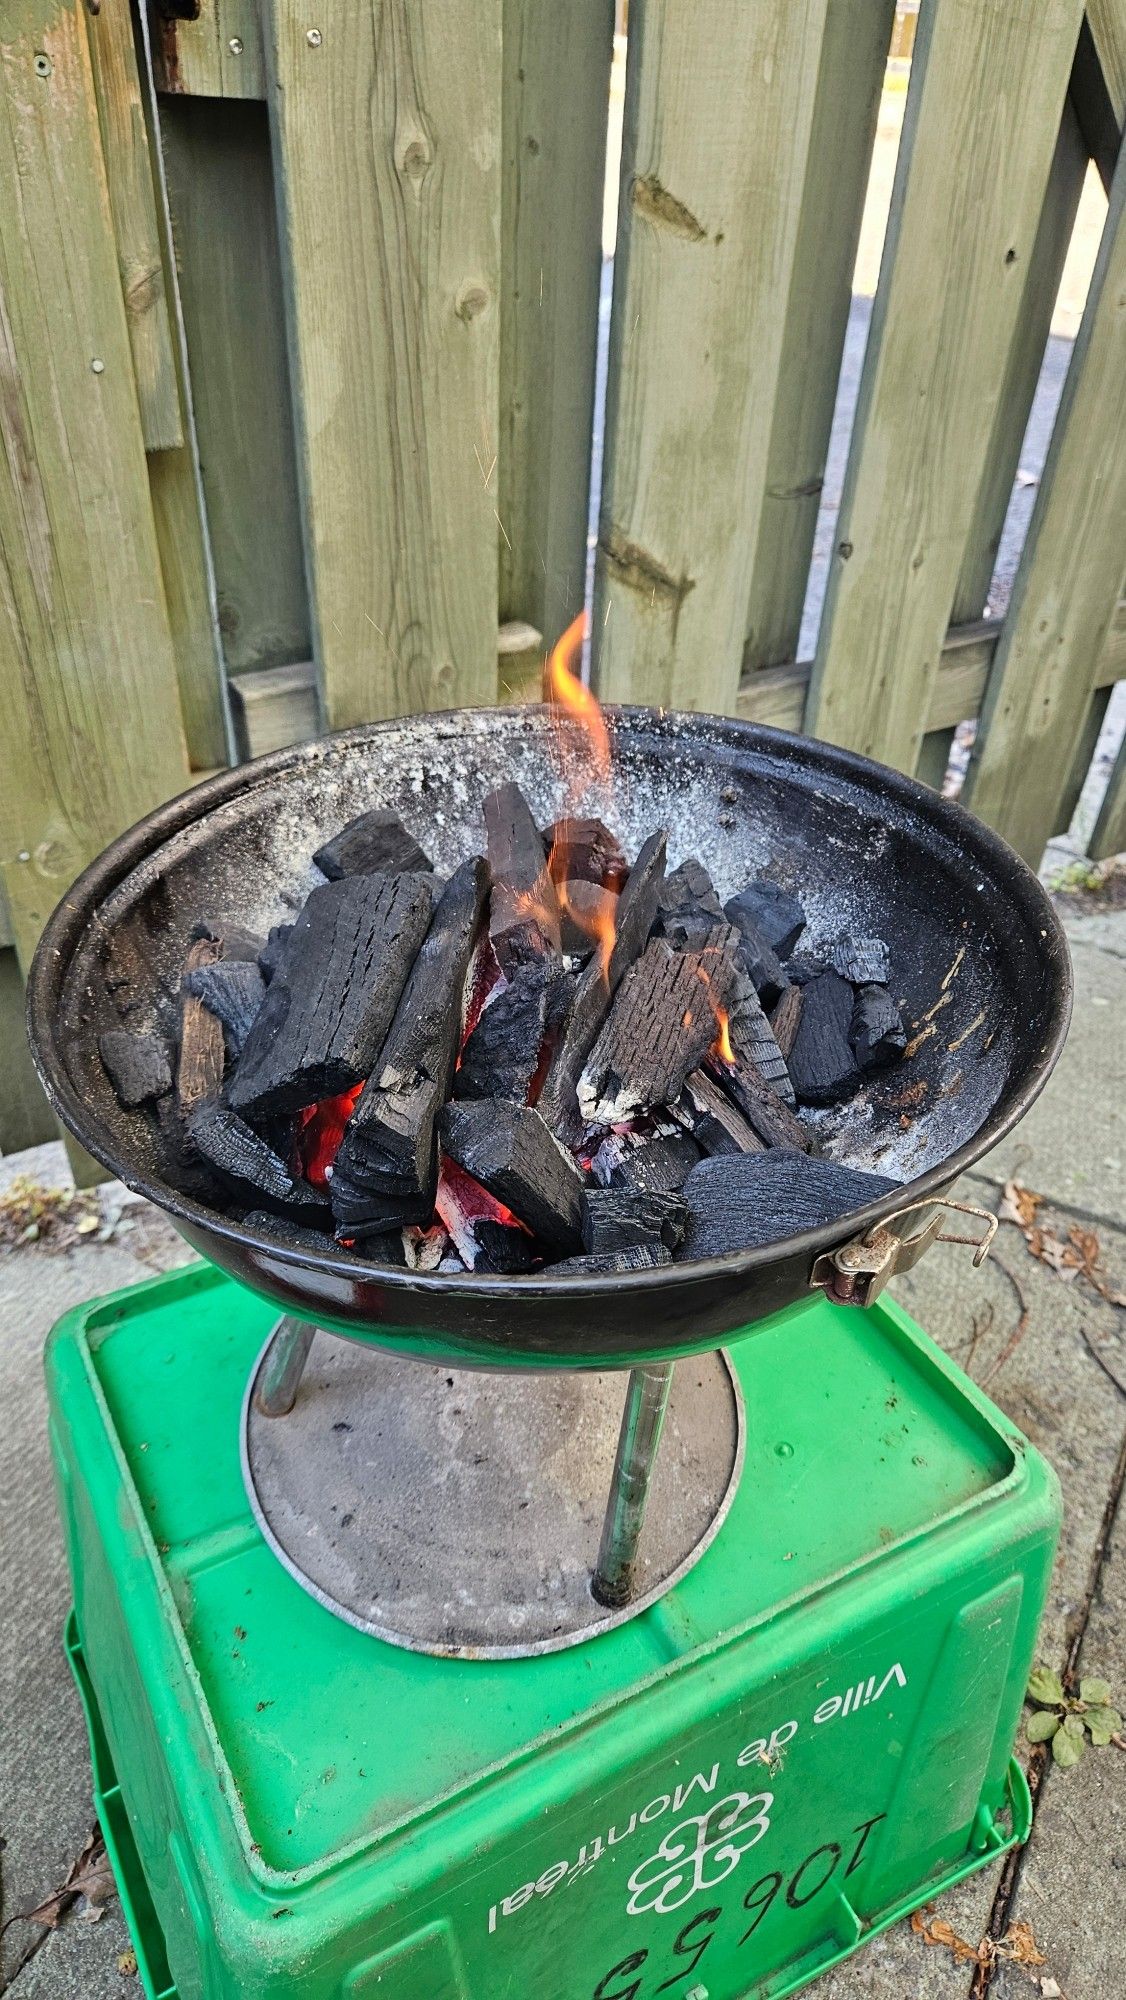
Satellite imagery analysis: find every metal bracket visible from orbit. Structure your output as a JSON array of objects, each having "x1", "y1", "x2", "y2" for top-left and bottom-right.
[{"x1": 810, "y1": 1198, "x2": 998, "y2": 1309}]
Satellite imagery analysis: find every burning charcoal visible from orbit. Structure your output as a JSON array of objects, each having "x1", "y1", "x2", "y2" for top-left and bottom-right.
[
  {"x1": 724, "y1": 880, "x2": 806, "y2": 960},
  {"x1": 435, "y1": 1154, "x2": 533, "y2": 1270},
  {"x1": 544, "y1": 817, "x2": 627, "y2": 887},
  {"x1": 227, "y1": 872, "x2": 435, "y2": 1119},
  {"x1": 598, "y1": 1129, "x2": 703, "y2": 1193},
  {"x1": 98, "y1": 1029, "x2": 172, "y2": 1109},
  {"x1": 472, "y1": 1218, "x2": 537, "y2": 1274},
  {"x1": 439, "y1": 1100, "x2": 585, "y2": 1250},
  {"x1": 177, "y1": 936, "x2": 226, "y2": 1114},
  {"x1": 769, "y1": 983, "x2": 804, "y2": 1061},
  {"x1": 577, "y1": 936, "x2": 738, "y2": 1129},
  {"x1": 828, "y1": 935, "x2": 891, "y2": 987},
  {"x1": 258, "y1": 924, "x2": 292, "y2": 983},
  {"x1": 655, "y1": 860, "x2": 725, "y2": 949},
  {"x1": 187, "y1": 1101, "x2": 329, "y2": 1220},
  {"x1": 669, "y1": 1070, "x2": 766, "y2": 1156},
  {"x1": 548, "y1": 1244, "x2": 672, "y2": 1274},
  {"x1": 328, "y1": 859, "x2": 489, "y2": 1229},
  {"x1": 582, "y1": 1187, "x2": 687, "y2": 1255},
  {"x1": 313, "y1": 808, "x2": 432, "y2": 881},
  {"x1": 786, "y1": 971, "x2": 861, "y2": 1107},
  {"x1": 728, "y1": 974, "x2": 794, "y2": 1105},
  {"x1": 704, "y1": 1048, "x2": 812, "y2": 1151},
  {"x1": 556, "y1": 877, "x2": 620, "y2": 959},
  {"x1": 678, "y1": 1150, "x2": 901, "y2": 1260},
  {"x1": 454, "y1": 957, "x2": 567, "y2": 1105},
  {"x1": 183, "y1": 958, "x2": 266, "y2": 1059},
  {"x1": 337, "y1": 1220, "x2": 410, "y2": 1264},
  {"x1": 402, "y1": 1225, "x2": 448, "y2": 1273},
  {"x1": 850, "y1": 984, "x2": 907, "y2": 1072},
  {"x1": 538, "y1": 830, "x2": 667, "y2": 1139},
  {"x1": 485, "y1": 781, "x2": 561, "y2": 969}
]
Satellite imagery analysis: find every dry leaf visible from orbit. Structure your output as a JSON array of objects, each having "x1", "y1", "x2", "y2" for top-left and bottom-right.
[
  {"x1": 910, "y1": 1906, "x2": 986, "y2": 1965},
  {"x1": 999, "y1": 1182, "x2": 1125, "y2": 1304},
  {"x1": 7, "y1": 1828, "x2": 114, "y2": 1933},
  {"x1": 1000, "y1": 1179, "x2": 1044, "y2": 1230},
  {"x1": 996, "y1": 1918, "x2": 1047, "y2": 1968}
]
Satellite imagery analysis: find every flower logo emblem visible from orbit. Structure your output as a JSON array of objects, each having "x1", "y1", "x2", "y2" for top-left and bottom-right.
[{"x1": 626, "y1": 1791, "x2": 774, "y2": 1916}]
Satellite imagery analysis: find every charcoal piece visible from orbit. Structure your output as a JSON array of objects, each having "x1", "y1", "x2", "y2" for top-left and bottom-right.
[
  {"x1": 485, "y1": 781, "x2": 561, "y2": 969},
  {"x1": 183, "y1": 959, "x2": 267, "y2": 1059},
  {"x1": 784, "y1": 953, "x2": 826, "y2": 986},
  {"x1": 705, "y1": 1048, "x2": 812, "y2": 1151},
  {"x1": 728, "y1": 974, "x2": 794, "y2": 1104},
  {"x1": 657, "y1": 858, "x2": 723, "y2": 923},
  {"x1": 603, "y1": 1130, "x2": 703, "y2": 1193},
  {"x1": 313, "y1": 808, "x2": 432, "y2": 881},
  {"x1": 577, "y1": 936, "x2": 738, "y2": 1128},
  {"x1": 537, "y1": 831, "x2": 667, "y2": 1138},
  {"x1": 329, "y1": 859, "x2": 489, "y2": 1229},
  {"x1": 244, "y1": 1210, "x2": 341, "y2": 1253},
  {"x1": 828, "y1": 935, "x2": 891, "y2": 987},
  {"x1": 258, "y1": 924, "x2": 293, "y2": 983},
  {"x1": 724, "y1": 880, "x2": 806, "y2": 959},
  {"x1": 669, "y1": 1070, "x2": 766, "y2": 1156},
  {"x1": 454, "y1": 956, "x2": 564, "y2": 1105},
  {"x1": 785, "y1": 971, "x2": 860, "y2": 1107},
  {"x1": 177, "y1": 936, "x2": 226, "y2": 1113},
  {"x1": 678, "y1": 1149, "x2": 901, "y2": 1260},
  {"x1": 154, "y1": 1096, "x2": 227, "y2": 1204},
  {"x1": 472, "y1": 1218, "x2": 537, "y2": 1274},
  {"x1": 402, "y1": 1225, "x2": 448, "y2": 1273},
  {"x1": 543, "y1": 817, "x2": 627, "y2": 888},
  {"x1": 730, "y1": 916, "x2": 787, "y2": 1010},
  {"x1": 191, "y1": 919, "x2": 263, "y2": 962},
  {"x1": 187, "y1": 1101, "x2": 329, "y2": 1220},
  {"x1": 439, "y1": 1100, "x2": 585, "y2": 1249},
  {"x1": 850, "y1": 984, "x2": 907, "y2": 1071},
  {"x1": 582, "y1": 1187, "x2": 687, "y2": 1255},
  {"x1": 226, "y1": 871, "x2": 435, "y2": 1119},
  {"x1": 334, "y1": 1217, "x2": 410, "y2": 1262},
  {"x1": 548, "y1": 1245, "x2": 671, "y2": 1275},
  {"x1": 98, "y1": 1029, "x2": 172, "y2": 1108},
  {"x1": 769, "y1": 983, "x2": 804, "y2": 1060},
  {"x1": 556, "y1": 877, "x2": 620, "y2": 958}
]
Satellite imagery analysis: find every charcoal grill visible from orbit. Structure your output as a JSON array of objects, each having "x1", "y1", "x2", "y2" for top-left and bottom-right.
[{"x1": 34, "y1": 708, "x2": 1070, "y2": 2000}]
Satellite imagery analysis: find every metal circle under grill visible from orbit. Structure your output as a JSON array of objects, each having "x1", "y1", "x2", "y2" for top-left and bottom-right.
[{"x1": 241, "y1": 1329, "x2": 745, "y2": 1658}]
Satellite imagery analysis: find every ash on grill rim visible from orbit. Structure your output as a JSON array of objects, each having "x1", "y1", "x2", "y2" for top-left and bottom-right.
[{"x1": 26, "y1": 706, "x2": 1073, "y2": 1302}]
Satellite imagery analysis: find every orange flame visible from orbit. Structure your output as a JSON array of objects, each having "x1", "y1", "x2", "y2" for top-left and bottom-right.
[
  {"x1": 694, "y1": 963, "x2": 735, "y2": 1065},
  {"x1": 543, "y1": 610, "x2": 619, "y2": 979}
]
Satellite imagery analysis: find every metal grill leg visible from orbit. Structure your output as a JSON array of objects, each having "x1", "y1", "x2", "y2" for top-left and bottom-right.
[
  {"x1": 254, "y1": 1317, "x2": 315, "y2": 1418},
  {"x1": 591, "y1": 1362, "x2": 674, "y2": 1608}
]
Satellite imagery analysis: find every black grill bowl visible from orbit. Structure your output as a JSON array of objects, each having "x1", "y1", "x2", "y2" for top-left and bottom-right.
[{"x1": 27, "y1": 708, "x2": 1071, "y2": 1368}]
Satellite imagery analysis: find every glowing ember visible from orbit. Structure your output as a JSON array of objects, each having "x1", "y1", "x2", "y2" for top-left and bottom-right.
[
  {"x1": 693, "y1": 962, "x2": 735, "y2": 1065},
  {"x1": 436, "y1": 1154, "x2": 531, "y2": 1267},
  {"x1": 293, "y1": 1084, "x2": 362, "y2": 1184}
]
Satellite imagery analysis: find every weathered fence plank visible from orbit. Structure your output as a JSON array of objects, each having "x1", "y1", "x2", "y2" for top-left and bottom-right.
[
  {"x1": 592, "y1": 0, "x2": 831, "y2": 712},
  {"x1": 152, "y1": 0, "x2": 266, "y2": 101},
  {"x1": 87, "y1": 0, "x2": 182, "y2": 451},
  {"x1": 0, "y1": 0, "x2": 189, "y2": 967},
  {"x1": 738, "y1": 600, "x2": 1126, "y2": 738},
  {"x1": 805, "y1": 0, "x2": 1085, "y2": 771},
  {"x1": 742, "y1": 0, "x2": 894, "y2": 678},
  {"x1": 498, "y1": 0, "x2": 614, "y2": 654},
  {"x1": 161, "y1": 98, "x2": 311, "y2": 680},
  {"x1": 915, "y1": 95, "x2": 1090, "y2": 790},
  {"x1": 1088, "y1": 0, "x2": 1126, "y2": 123},
  {"x1": 0, "y1": 948, "x2": 55, "y2": 1154},
  {"x1": 263, "y1": 0, "x2": 503, "y2": 726},
  {"x1": 962, "y1": 147, "x2": 1126, "y2": 863}
]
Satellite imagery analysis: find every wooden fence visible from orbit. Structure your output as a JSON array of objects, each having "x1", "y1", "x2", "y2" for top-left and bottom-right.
[{"x1": 1, "y1": 0, "x2": 1125, "y2": 1155}]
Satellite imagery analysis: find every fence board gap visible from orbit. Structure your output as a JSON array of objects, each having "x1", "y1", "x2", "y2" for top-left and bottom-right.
[
  {"x1": 805, "y1": 0, "x2": 1085, "y2": 772},
  {"x1": 742, "y1": 0, "x2": 894, "y2": 680},
  {"x1": 0, "y1": 950, "x2": 55, "y2": 1155},
  {"x1": 1052, "y1": 686, "x2": 1113, "y2": 840},
  {"x1": 592, "y1": 0, "x2": 835, "y2": 713},
  {"x1": 161, "y1": 96, "x2": 311, "y2": 684},
  {"x1": 963, "y1": 144, "x2": 1126, "y2": 863},
  {"x1": 263, "y1": 0, "x2": 503, "y2": 727},
  {"x1": 0, "y1": 0, "x2": 189, "y2": 970},
  {"x1": 87, "y1": 0, "x2": 182, "y2": 451},
  {"x1": 1090, "y1": 707, "x2": 1126, "y2": 859},
  {"x1": 499, "y1": 0, "x2": 614, "y2": 655}
]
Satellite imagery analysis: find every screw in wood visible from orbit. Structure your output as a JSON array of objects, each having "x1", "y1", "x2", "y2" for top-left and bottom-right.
[
  {"x1": 33, "y1": 53, "x2": 52, "y2": 77},
  {"x1": 228, "y1": 36, "x2": 243, "y2": 53},
  {"x1": 306, "y1": 27, "x2": 322, "y2": 46},
  {"x1": 90, "y1": 359, "x2": 105, "y2": 375}
]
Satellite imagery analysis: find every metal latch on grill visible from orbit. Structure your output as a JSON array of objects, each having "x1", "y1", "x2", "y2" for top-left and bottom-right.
[{"x1": 810, "y1": 1197, "x2": 998, "y2": 1308}]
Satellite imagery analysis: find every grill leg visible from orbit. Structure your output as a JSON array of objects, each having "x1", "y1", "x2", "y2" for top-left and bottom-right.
[
  {"x1": 591, "y1": 1363, "x2": 674, "y2": 1608},
  {"x1": 254, "y1": 1317, "x2": 315, "y2": 1418}
]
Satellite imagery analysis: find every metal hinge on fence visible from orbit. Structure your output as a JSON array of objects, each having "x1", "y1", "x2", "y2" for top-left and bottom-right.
[{"x1": 810, "y1": 1198, "x2": 998, "y2": 1309}]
